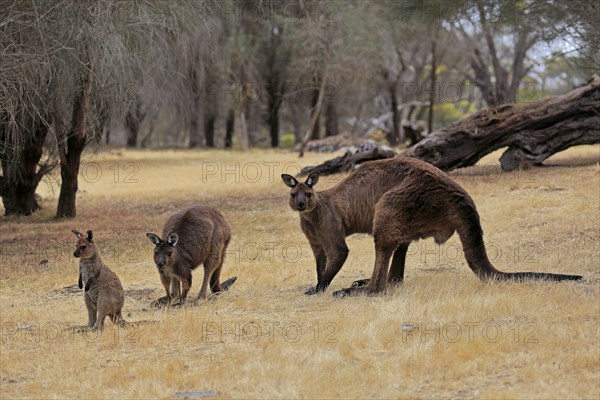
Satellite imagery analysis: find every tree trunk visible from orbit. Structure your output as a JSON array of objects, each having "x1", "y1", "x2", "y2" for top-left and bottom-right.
[
  {"x1": 96, "y1": 106, "x2": 109, "y2": 146},
  {"x1": 225, "y1": 109, "x2": 234, "y2": 148},
  {"x1": 387, "y1": 84, "x2": 400, "y2": 145},
  {"x1": 299, "y1": 73, "x2": 329, "y2": 157},
  {"x1": 205, "y1": 111, "x2": 215, "y2": 148},
  {"x1": 244, "y1": 100, "x2": 259, "y2": 147},
  {"x1": 310, "y1": 88, "x2": 321, "y2": 140},
  {"x1": 56, "y1": 65, "x2": 94, "y2": 219},
  {"x1": 237, "y1": 107, "x2": 249, "y2": 151},
  {"x1": 203, "y1": 67, "x2": 217, "y2": 148},
  {"x1": 188, "y1": 106, "x2": 202, "y2": 149},
  {"x1": 140, "y1": 114, "x2": 156, "y2": 148},
  {"x1": 404, "y1": 75, "x2": 600, "y2": 171},
  {"x1": 264, "y1": 23, "x2": 285, "y2": 148},
  {"x1": 265, "y1": 71, "x2": 283, "y2": 147},
  {"x1": 266, "y1": 82, "x2": 282, "y2": 147},
  {"x1": 188, "y1": 99, "x2": 203, "y2": 148},
  {"x1": 464, "y1": 4, "x2": 533, "y2": 108},
  {"x1": 189, "y1": 64, "x2": 204, "y2": 148},
  {"x1": 428, "y1": 33, "x2": 437, "y2": 136},
  {"x1": 0, "y1": 175, "x2": 40, "y2": 216},
  {"x1": 268, "y1": 101, "x2": 281, "y2": 147},
  {"x1": 0, "y1": 118, "x2": 50, "y2": 216},
  {"x1": 404, "y1": 124, "x2": 420, "y2": 146},
  {"x1": 125, "y1": 110, "x2": 140, "y2": 147},
  {"x1": 325, "y1": 102, "x2": 339, "y2": 137},
  {"x1": 290, "y1": 102, "x2": 302, "y2": 143},
  {"x1": 56, "y1": 149, "x2": 82, "y2": 218},
  {"x1": 125, "y1": 101, "x2": 144, "y2": 148}
]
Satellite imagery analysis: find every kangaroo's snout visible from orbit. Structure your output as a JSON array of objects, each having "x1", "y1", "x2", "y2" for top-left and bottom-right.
[
  {"x1": 74, "y1": 251, "x2": 80, "y2": 258},
  {"x1": 296, "y1": 201, "x2": 306, "y2": 211}
]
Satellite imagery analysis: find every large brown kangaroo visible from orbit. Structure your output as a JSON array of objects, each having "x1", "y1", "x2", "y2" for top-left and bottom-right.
[
  {"x1": 281, "y1": 157, "x2": 582, "y2": 297},
  {"x1": 146, "y1": 204, "x2": 237, "y2": 307}
]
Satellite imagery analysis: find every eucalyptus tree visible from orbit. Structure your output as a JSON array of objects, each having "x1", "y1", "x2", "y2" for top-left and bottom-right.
[
  {"x1": 446, "y1": 0, "x2": 568, "y2": 107},
  {"x1": 0, "y1": 0, "x2": 205, "y2": 217}
]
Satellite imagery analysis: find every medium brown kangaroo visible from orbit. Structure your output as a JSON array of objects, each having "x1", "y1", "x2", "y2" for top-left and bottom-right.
[
  {"x1": 146, "y1": 204, "x2": 237, "y2": 307},
  {"x1": 281, "y1": 157, "x2": 582, "y2": 297},
  {"x1": 72, "y1": 230, "x2": 125, "y2": 330}
]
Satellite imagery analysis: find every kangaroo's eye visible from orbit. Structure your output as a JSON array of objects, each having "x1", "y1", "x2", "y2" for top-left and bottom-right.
[
  {"x1": 81, "y1": 245, "x2": 87, "y2": 250},
  {"x1": 154, "y1": 251, "x2": 158, "y2": 257},
  {"x1": 291, "y1": 193, "x2": 296, "y2": 198},
  {"x1": 306, "y1": 193, "x2": 312, "y2": 198},
  {"x1": 167, "y1": 252, "x2": 172, "y2": 257}
]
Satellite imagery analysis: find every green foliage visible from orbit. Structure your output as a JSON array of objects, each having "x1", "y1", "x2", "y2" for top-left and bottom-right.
[
  {"x1": 517, "y1": 78, "x2": 544, "y2": 103},
  {"x1": 434, "y1": 102, "x2": 475, "y2": 128},
  {"x1": 280, "y1": 133, "x2": 296, "y2": 148}
]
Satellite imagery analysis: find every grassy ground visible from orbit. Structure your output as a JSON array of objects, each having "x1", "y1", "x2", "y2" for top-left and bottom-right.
[{"x1": 1, "y1": 146, "x2": 599, "y2": 399}]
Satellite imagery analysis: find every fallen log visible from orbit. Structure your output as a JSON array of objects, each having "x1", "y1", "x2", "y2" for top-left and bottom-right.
[
  {"x1": 301, "y1": 75, "x2": 600, "y2": 175},
  {"x1": 299, "y1": 141, "x2": 396, "y2": 176},
  {"x1": 404, "y1": 74, "x2": 600, "y2": 171},
  {"x1": 293, "y1": 133, "x2": 367, "y2": 153}
]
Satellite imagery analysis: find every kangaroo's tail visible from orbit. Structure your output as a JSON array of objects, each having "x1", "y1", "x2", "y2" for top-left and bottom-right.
[
  {"x1": 455, "y1": 201, "x2": 582, "y2": 282},
  {"x1": 490, "y1": 271, "x2": 582, "y2": 282},
  {"x1": 221, "y1": 276, "x2": 238, "y2": 291}
]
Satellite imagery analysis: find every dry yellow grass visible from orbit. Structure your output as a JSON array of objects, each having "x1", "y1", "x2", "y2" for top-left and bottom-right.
[{"x1": 1, "y1": 146, "x2": 599, "y2": 399}]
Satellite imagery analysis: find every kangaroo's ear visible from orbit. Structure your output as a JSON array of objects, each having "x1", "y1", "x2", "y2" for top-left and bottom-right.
[
  {"x1": 86, "y1": 230, "x2": 93, "y2": 242},
  {"x1": 281, "y1": 174, "x2": 298, "y2": 188},
  {"x1": 146, "y1": 233, "x2": 162, "y2": 246},
  {"x1": 72, "y1": 230, "x2": 82, "y2": 239},
  {"x1": 305, "y1": 172, "x2": 319, "y2": 188},
  {"x1": 166, "y1": 232, "x2": 179, "y2": 247}
]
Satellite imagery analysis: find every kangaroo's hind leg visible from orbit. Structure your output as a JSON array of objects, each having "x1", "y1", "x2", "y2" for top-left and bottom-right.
[
  {"x1": 336, "y1": 188, "x2": 412, "y2": 297},
  {"x1": 336, "y1": 243, "x2": 394, "y2": 297},
  {"x1": 352, "y1": 243, "x2": 409, "y2": 287},
  {"x1": 209, "y1": 244, "x2": 226, "y2": 294},
  {"x1": 92, "y1": 297, "x2": 110, "y2": 331},
  {"x1": 85, "y1": 294, "x2": 97, "y2": 328},
  {"x1": 388, "y1": 243, "x2": 409, "y2": 284},
  {"x1": 209, "y1": 241, "x2": 238, "y2": 294},
  {"x1": 198, "y1": 250, "x2": 222, "y2": 300},
  {"x1": 110, "y1": 311, "x2": 124, "y2": 327}
]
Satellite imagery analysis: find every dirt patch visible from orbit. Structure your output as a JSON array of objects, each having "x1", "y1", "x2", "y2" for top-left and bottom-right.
[
  {"x1": 124, "y1": 286, "x2": 156, "y2": 301},
  {"x1": 2, "y1": 376, "x2": 30, "y2": 385},
  {"x1": 543, "y1": 153, "x2": 600, "y2": 167},
  {"x1": 50, "y1": 284, "x2": 81, "y2": 297},
  {"x1": 537, "y1": 186, "x2": 567, "y2": 192},
  {"x1": 62, "y1": 319, "x2": 159, "y2": 333},
  {"x1": 420, "y1": 266, "x2": 462, "y2": 274},
  {"x1": 49, "y1": 284, "x2": 156, "y2": 300}
]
